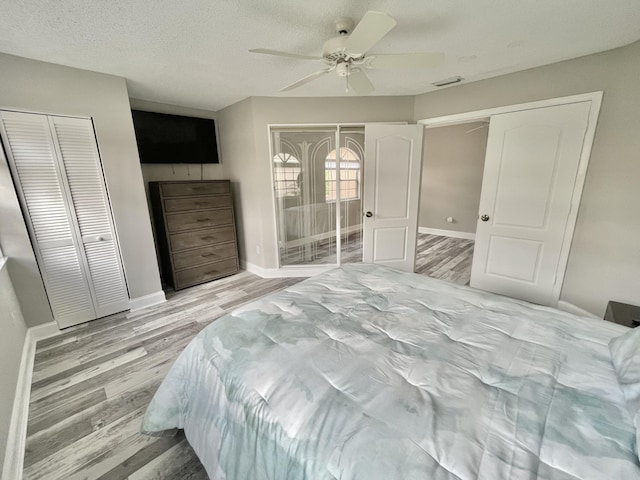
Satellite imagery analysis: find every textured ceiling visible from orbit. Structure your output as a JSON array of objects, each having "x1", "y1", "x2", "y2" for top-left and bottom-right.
[{"x1": 1, "y1": 0, "x2": 639, "y2": 111}]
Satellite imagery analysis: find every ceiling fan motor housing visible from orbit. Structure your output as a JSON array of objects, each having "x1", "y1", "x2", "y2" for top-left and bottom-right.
[{"x1": 323, "y1": 36, "x2": 364, "y2": 63}]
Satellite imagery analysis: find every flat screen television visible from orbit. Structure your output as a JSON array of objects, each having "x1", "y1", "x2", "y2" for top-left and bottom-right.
[{"x1": 131, "y1": 110, "x2": 219, "y2": 164}]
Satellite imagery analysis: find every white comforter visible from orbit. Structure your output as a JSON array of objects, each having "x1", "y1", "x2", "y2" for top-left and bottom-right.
[{"x1": 141, "y1": 264, "x2": 640, "y2": 479}]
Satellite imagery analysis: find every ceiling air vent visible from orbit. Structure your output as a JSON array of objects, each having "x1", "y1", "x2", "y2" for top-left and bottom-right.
[{"x1": 432, "y1": 76, "x2": 462, "y2": 87}]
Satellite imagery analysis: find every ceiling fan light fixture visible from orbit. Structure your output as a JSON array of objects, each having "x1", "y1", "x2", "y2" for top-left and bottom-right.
[{"x1": 336, "y1": 61, "x2": 350, "y2": 77}]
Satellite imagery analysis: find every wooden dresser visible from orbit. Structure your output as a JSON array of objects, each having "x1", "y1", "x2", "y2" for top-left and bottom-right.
[{"x1": 149, "y1": 180, "x2": 239, "y2": 290}]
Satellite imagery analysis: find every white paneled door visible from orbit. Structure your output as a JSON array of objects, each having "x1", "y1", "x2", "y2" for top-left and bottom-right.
[
  {"x1": 470, "y1": 102, "x2": 592, "y2": 306},
  {"x1": 363, "y1": 124, "x2": 424, "y2": 272},
  {"x1": 0, "y1": 110, "x2": 129, "y2": 328}
]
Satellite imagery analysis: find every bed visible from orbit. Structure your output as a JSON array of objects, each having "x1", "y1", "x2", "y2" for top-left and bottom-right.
[{"x1": 141, "y1": 263, "x2": 640, "y2": 479}]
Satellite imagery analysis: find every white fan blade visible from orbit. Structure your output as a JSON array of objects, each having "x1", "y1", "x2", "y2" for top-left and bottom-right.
[
  {"x1": 345, "y1": 11, "x2": 397, "y2": 55},
  {"x1": 280, "y1": 69, "x2": 332, "y2": 92},
  {"x1": 348, "y1": 69, "x2": 375, "y2": 95},
  {"x1": 368, "y1": 52, "x2": 445, "y2": 69},
  {"x1": 249, "y1": 48, "x2": 321, "y2": 61}
]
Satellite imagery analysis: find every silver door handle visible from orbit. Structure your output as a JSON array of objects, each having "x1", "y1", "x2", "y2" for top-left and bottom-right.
[
  {"x1": 480, "y1": 214, "x2": 490, "y2": 222},
  {"x1": 364, "y1": 211, "x2": 373, "y2": 218}
]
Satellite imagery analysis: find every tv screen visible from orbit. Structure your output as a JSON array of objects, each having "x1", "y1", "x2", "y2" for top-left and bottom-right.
[{"x1": 131, "y1": 110, "x2": 219, "y2": 164}]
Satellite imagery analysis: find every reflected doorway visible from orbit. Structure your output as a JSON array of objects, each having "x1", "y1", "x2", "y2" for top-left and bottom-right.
[{"x1": 271, "y1": 126, "x2": 364, "y2": 268}]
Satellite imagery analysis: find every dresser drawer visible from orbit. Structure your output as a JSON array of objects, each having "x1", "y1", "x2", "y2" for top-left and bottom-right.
[
  {"x1": 169, "y1": 226, "x2": 236, "y2": 251},
  {"x1": 165, "y1": 208, "x2": 233, "y2": 233},
  {"x1": 161, "y1": 181, "x2": 230, "y2": 197},
  {"x1": 150, "y1": 180, "x2": 239, "y2": 291},
  {"x1": 175, "y1": 258, "x2": 238, "y2": 288},
  {"x1": 163, "y1": 195, "x2": 232, "y2": 213},
  {"x1": 172, "y1": 242, "x2": 237, "y2": 270}
]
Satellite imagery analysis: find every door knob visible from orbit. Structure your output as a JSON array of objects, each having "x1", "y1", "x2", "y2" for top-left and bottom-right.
[
  {"x1": 365, "y1": 211, "x2": 373, "y2": 218},
  {"x1": 480, "y1": 214, "x2": 490, "y2": 222}
]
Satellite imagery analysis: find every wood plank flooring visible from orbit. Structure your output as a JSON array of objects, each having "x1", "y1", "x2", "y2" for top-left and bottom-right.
[
  {"x1": 24, "y1": 273, "x2": 300, "y2": 480},
  {"x1": 279, "y1": 231, "x2": 473, "y2": 283},
  {"x1": 24, "y1": 234, "x2": 473, "y2": 479},
  {"x1": 415, "y1": 233, "x2": 474, "y2": 285}
]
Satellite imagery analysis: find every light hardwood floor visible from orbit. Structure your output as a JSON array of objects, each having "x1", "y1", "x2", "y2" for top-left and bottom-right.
[
  {"x1": 415, "y1": 233, "x2": 475, "y2": 285},
  {"x1": 24, "y1": 234, "x2": 473, "y2": 479}
]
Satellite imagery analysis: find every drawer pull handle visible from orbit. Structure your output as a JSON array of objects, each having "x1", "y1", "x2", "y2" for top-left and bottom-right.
[
  {"x1": 204, "y1": 270, "x2": 218, "y2": 276},
  {"x1": 196, "y1": 218, "x2": 212, "y2": 222},
  {"x1": 201, "y1": 253, "x2": 216, "y2": 258},
  {"x1": 201, "y1": 236, "x2": 215, "y2": 241}
]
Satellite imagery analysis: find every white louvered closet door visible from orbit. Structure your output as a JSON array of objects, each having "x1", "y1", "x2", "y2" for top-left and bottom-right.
[
  {"x1": 0, "y1": 110, "x2": 129, "y2": 328},
  {"x1": 49, "y1": 116, "x2": 129, "y2": 318}
]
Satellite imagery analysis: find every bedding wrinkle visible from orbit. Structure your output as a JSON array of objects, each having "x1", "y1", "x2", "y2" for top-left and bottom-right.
[{"x1": 509, "y1": 344, "x2": 543, "y2": 480}]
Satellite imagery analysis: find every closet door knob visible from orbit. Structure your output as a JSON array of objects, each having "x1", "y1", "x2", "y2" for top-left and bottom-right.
[
  {"x1": 365, "y1": 211, "x2": 373, "y2": 218},
  {"x1": 480, "y1": 214, "x2": 490, "y2": 222}
]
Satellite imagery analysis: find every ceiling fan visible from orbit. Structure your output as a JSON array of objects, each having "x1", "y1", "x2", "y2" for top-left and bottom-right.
[{"x1": 249, "y1": 11, "x2": 444, "y2": 95}]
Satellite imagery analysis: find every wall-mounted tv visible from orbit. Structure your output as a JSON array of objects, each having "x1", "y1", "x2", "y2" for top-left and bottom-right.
[{"x1": 131, "y1": 110, "x2": 219, "y2": 164}]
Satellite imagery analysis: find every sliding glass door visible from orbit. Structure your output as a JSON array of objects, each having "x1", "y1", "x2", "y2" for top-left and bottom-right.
[{"x1": 271, "y1": 126, "x2": 364, "y2": 268}]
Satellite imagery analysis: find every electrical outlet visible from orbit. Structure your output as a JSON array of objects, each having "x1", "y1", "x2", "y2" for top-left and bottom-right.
[{"x1": 256, "y1": 245, "x2": 261, "y2": 255}]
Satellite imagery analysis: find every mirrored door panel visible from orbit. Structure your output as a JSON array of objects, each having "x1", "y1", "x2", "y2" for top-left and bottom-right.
[
  {"x1": 271, "y1": 126, "x2": 364, "y2": 268},
  {"x1": 337, "y1": 129, "x2": 364, "y2": 265},
  {"x1": 272, "y1": 128, "x2": 337, "y2": 266}
]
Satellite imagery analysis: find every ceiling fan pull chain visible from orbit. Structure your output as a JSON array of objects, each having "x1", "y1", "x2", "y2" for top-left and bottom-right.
[{"x1": 346, "y1": 72, "x2": 349, "y2": 93}]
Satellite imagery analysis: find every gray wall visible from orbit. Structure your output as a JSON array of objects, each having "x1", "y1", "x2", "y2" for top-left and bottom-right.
[
  {"x1": 218, "y1": 96, "x2": 414, "y2": 269},
  {"x1": 414, "y1": 40, "x2": 640, "y2": 317},
  {"x1": 420, "y1": 122, "x2": 488, "y2": 233},
  {"x1": 216, "y1": 98, "x2": 259, "y2": 267},
  {"x1": 0, "y1": 264, "x2": 27, "y2": 474},
  {"x1": 0, "y1": 53, "x2": 163, "y2": 327}
]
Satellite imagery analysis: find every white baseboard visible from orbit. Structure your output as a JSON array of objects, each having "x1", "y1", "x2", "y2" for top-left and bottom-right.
[
  {"x1": 2, "y1": 321, "x2": 59, "y2": 480},
  {"x1": 418, "y1": 227, "x2": 476, "y2": 240},
  {"x1": 557, "y1": 300, "x2": 598, "y2": 319},
  {"x1": 129, "y1": 291, "x2": 166, "y2": 312},
  {"x1": 241, "y1": 260, "x2": 335, "y2": 279},
  {"x1": 240, "y1": 260, "x2": 272, "y2": 278},
  {"x1": 29, "y1": 321, "x2": 61, "y2": 341}
]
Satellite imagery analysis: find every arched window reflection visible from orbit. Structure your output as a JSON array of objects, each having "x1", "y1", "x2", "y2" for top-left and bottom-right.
[
  {"x1": 325, "y1": 147, "x2": 360, "y2": 202},
  {"x1": 272, "y1": 153, "x2": 301, "y2": 197}
]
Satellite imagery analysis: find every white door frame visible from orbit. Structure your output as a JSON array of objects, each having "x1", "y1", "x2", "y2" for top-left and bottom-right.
[{"x1": 417, "y1": 91, "x2": 603, "y2": 304}]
